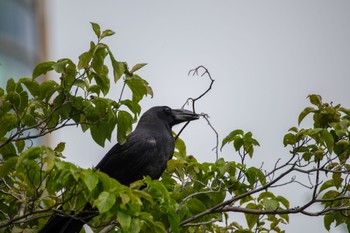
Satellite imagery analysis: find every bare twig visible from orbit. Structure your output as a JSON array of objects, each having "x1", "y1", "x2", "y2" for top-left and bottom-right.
[
  {"x1": 175, "y1": 66, "x2": 218, "y2": 161},
  {"x1": 202, "y1": 114, "x2": 219, "y2": 161},
  {"x1": 98, "y1": 220, "x2": 119, "y2": 233},
  {"x1": 183, "y1": 66, "x2": 214, "y2": 111}
]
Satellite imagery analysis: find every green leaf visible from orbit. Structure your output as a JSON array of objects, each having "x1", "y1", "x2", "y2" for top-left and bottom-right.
[
  {"x1": 187, "y1": 198, "x2": 207, "y2": 214},
  {"x1": 117, "y1": 210, "x2": 131, "y2": 231},
  {"x1": 221, "y1": 129, "x2": 244, "y2": 150},
  {"x1": 339, "y1": 107, "x2": 350, "y2": 116},
  {"x1": 15, "y1": 140, "x2": 25, "y2": 153},
  {"x1": 88, "y1": 85, "x2": 101, "y2": 95},
  {"x1": 57, "y1": 103, "x2": 72, "y2": 120},
  {"x1": 258, "y1": 191, "x2": 275, "y2": 201},
  {"x1": 234, "y1": 137, "x2": 244, "y2": 151},
  {"x1": 19, "y1": 77, "x2": 40, "y2": 96},
  {"x1": 308, "y1": 94, "x2": 322, "y2": 106},
  {"x1": 39, "y1": 80, "x2": 59, "y2": 101},
  {"x1": 54, "y1": 142, "x2": 66, "y2": 153},
  {"x1": 0, "y1": 114, "x2": 17, "y2": 137},
  {"x1": 15, "y1": 81, "x2": 23, "y2": 92},
  {"x1": 126, "y1": 74, "x2": 153, "y2": 103},
  {"x1": 288, "y1": 127, "x2": 299, "y2": 132},
  {"x1": 246, "y1": 167, "x2": 262, "y2": 186},
  {"x1": 129, "y1": 218, "x2": 141, "y2": 233},
  {"x1": 53, "y1": 58, "x2": 76, "y2": 76},
  {"x1": 108, "y1": 48, "x2": 126, "y2": 83},
  {"x1": 307, "y1": 128, "x2": 323, "y2": 136},
  {"x1": 133, "y1": 189, "x2": 154, "y2": 204},
  {"x1": 298, "y1": 107, "x2": 315, "y2": 125},
  {"x1": 6, "y1": 92, "x2": 21, "y2": 111},
  {"x1": 94, "y1": 191, "x2": 116, "y2": 213},
  {"x1": 83, "y1": 171, "x2": 99, "y2": 191},
  {"x1": 145, "y1": 178, "x2": 170, "y2": 202},
  {"x1": 6, "y1": 78, "x2": 15, "y2": 93},
  {"x1": 0, "y1": 142, "x2": 17, "y2": 160},
  {"x1": 324, "y1": 214, "x2": 335, "y2": 231},
  {"x1": 130, "y1": 63, "x2": 147, "y2": 73},
  {"x1": 322, "y1": 129, "x2": 334, "y2": 154},
  {"x1": 168, "y1": 208, "x2": 180, "y2": 233},
  {"x1": 151, "y1": 221, "x2": 167, "y2": 233},
  {"x1": 319, "y1": 179, "x2": 335, "y2": 193},
  {"x1": 322, "y1": 190, "x2": 339, "y2": 200},
  {"x1": 93, "y1": 71, "x2": 110, "y2": 96},
  {"x1": 120, "y1": 193, "x2": 131, "y2": 205},
  {"x1": 117, "y1": 110, "x2": 133, "y2": 144},
  {"x1": 120, "y1": 100, "x2": 141, "y2": 116},
  {"x1": 101, "y1": 29, "x2": 116, "y2": 39},
  {"x1": 92, "y1": 44, "x2": 107, "y2": 73},
  {"x1": 79, "y1": 41, "x2": 95, "y2": 69},
  {"x1": 18, "y1": 90, "x2": 29, "y2": 113},
  {"x1": 283, "y1": 133, "x2": 296, "y2": 146},
  {"x1": 245, "y1": 203, "x2": 259, "y2": 229},
  {"x1": 280, "y1": 213, "x2": 289, "y2": 223},
  {"x1": 262, "y1": 198, "x2": 279, "y2": 211},
  {"x1": 78, "y1": 51, "x2": 93, "y2": 70},
  {"x1": 174, "y1": 136, "x2": 187, "y2": 158},
  {"x1": 86, "y1": 98, "x2": 117, "y2": 146},
  {"x1": 276, "y1": 195, "x2": 289, "y2": 209},
  {"x1": 90, "y1": 22, "x2": 101, "y2": 38},
  {"x1": 97, "y1": 171, "x2": 121, "y2": 191},
  {"x1": 210, "y1": 190, "x2": 226, "y2": 206},
  {"x1": 47, "y1": 111, "x2": 60, "y2": 129},
  {"x1": 73, "y1": 79, "x2": 89, "y2": 91},
  {"x1": 332, "y1": 172, "x2": 343, "y2": 189},
  {"x1": 0, "y1": 157, "x2": 18, "y2": 177},
  {"x1": 334, "y1": 139, "x2": 350, "y2": 156},
  {"x1": 245, "y1": 167, "x2": 266, "y2": 186},
  {"x1": 90, "y1": 123, "x2": 111, "y2": 147},
  {"x1": 32, "y1": 61, "x2": 55, "y2": 79}
]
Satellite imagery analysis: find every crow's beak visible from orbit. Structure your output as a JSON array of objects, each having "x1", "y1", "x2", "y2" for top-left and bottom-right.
[{"x1": 171, "y1": 108, "x2": 200, "y2": 125}]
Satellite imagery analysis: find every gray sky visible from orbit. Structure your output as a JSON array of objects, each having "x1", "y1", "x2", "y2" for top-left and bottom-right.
[{"x1": 46, "y1": 1, "x2": 350, "y2": 232}]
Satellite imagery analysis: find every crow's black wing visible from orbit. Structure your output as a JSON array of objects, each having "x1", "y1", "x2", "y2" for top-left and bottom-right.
[{"x1": 96, "y1": 130, "x2": 171, "y2": 185}]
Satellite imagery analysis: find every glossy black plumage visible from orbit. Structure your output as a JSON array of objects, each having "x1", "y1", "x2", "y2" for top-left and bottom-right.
[{"x1": 39, "y1": 106, "x2": 199, "y2": 233}]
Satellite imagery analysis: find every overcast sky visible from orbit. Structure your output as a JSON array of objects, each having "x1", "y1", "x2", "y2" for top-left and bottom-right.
[{"x1": 45, "y1": 1, "x2": 350, "y2": 232}]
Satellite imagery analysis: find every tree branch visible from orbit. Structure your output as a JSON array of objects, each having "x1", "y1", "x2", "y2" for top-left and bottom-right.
[{"x1": 176, "y1": 66, "x2": 218, "y2": 160}]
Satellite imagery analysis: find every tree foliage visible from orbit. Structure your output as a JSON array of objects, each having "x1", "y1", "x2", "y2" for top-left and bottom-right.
[{"x1": 1, "y1": 23, "x2": 350, "y2": 233}]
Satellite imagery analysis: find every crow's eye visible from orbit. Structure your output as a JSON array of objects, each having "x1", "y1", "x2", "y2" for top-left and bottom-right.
[{"x1": 163, "y1": 107, "x2": 171, "y2": 114}]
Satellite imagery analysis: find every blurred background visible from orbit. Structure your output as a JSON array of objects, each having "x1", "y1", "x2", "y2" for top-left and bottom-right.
[{"x1": 1, "y1": 0, "x2": 349, "y2": 232}]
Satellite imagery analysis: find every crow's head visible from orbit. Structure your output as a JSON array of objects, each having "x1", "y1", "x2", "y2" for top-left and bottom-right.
[{"x1": 139, "y1": 106, "x2": 200, "y2": 128}]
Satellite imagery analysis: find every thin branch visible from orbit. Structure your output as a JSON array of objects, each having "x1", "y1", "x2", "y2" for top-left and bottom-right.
[
  {"x1": 180, "y1": 161, "x2": 298, "y2": 226},
  {"x1": 181, "y1": 190, "x2": 221, "y2": 205},
  {"x1": 175, "y1": 121, "x2": 190, "y2": 141},
  {"x1": 202, "y1": 114, "x2": 219, "y2": 161},
  {"x1": 184, "y1": 65, "x2": 215, "y2": 112},
  {"x1": 0, "y1": 209, "x2": 53, "y2": 228},
  {"x1": 176, "y1": 66, "x2": 217, "y2": 160},
  {"x1": 181, "y1": 218, "x2": 220, "y2": 227},
  {"x1": 99, "y1": 220, "x2": 119, "y2": 233}
]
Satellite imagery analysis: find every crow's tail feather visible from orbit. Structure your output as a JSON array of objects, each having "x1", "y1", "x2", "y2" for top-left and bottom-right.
[
  {"x1": 39, "y1": 214, "x2": 85, "y2": 233},
  {"x1": 39, "y1": 204, "x2": 97, "y2": 233}
]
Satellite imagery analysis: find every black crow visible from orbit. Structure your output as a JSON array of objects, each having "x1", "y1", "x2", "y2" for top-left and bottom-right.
[{"x1": 39, "y1": 106, "x2": 199, "y2": 233}]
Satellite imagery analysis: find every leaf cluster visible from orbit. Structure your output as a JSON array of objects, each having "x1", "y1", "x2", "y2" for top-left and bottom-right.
[
  {"x1": 284, "y1": 94, "x2": 350, "y2": 231},
  {"x1": 0, "y1": 23, "x2": 153, "y2": 232}
]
